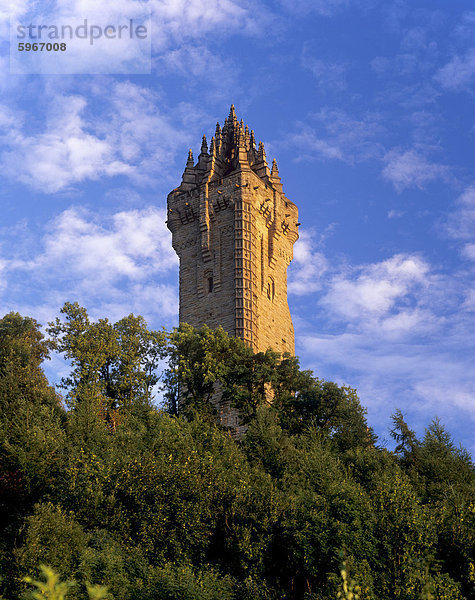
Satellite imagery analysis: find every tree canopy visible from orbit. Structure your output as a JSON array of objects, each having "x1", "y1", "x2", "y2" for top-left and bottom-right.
[{"x1": 0, "y1": 306, "x2": 473, "y2": 600}]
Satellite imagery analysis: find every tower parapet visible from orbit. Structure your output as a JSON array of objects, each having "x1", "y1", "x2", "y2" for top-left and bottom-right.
[{"x1": 167, "y1": 106, "x2": 299, "y2": 358}]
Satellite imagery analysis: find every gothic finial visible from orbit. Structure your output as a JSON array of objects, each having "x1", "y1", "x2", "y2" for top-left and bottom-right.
[
  {"x1": 250, "y1": 130, "x2": 256, "y2": 150},
  {"x1": 270, "y1": 157, "x2": 283, "y2": 191},
  {"x1": 229, "y1": 104, "x2": 236, "y2": 119},
  {"x1": 201, "y1": 135, "x2": 208, "y2": 155},
  {"x1": 181, "y1": 148, "x2": 196, "y2": 186},
  {"x1": 209, "y1": 136, "x2": 216, "y2": 156},
  {"x1": 238, "y1": 125, "x2": 246, "y2": 147},
  {"x1": 258, "y1": 141, "x2": 266, "y2": 160},
  {"x1": 215, "y1": 122, "x2": 221, "y2": 138}
]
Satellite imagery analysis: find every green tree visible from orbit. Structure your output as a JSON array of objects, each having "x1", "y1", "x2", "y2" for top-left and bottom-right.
[
  {"x1": 371, "y1": 466, "x2": 438, "y2": 599},
  {"x1": 391, "y1": 413, "x2": 474, "y2": 597},
  {"x1": 163, "y1": 323, "x2": 253, "y2": 420},
  {"x1": 16, "y1": 503, "x2": 89, "y2": 584},
  {"x1": 0, "y1": 314, "x2": 65, "y2": 597},
  {"x1": 276, "y1": 373, "x2": 375, "y2": 450},
  {"x1": 0, "y1": 313, "x2": 63, "y2": 449},
  {"x1": 47, "y1": 303, "x2": 166, "y2": 428},
  {"x1": 272, "y1": 432, "x2": 376, "y2": 599},
  {"x1": 24, "y1": 565, "x2": 109, "y2": 600}
]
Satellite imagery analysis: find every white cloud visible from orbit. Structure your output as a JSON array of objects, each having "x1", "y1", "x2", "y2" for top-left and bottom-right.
[
  {"x1": 436, "y1": 48, "x2": 475, "y2": 91},
  {"x1": 291, "y1": 128, "x2": 343, "y2": 161},
  {"x1": 290, "y1": 108, "x2": 384, "y2": 164},
  {"x1": 462, "y1": 244, "x2": 475, "y2": 261},
  {"x1": 157, "y1": 45, "x2": 238, "y2": 96},
  {"x1": 1, "y1": 95, "x2": 127, "y2": 192},
  {"x1": 292, "y1": 240, "x2": 475, "y2": 451},
  {"x1": 279, "y1": 0, "x2": 350, "y2": 17},
  {"x1": 288, "y1": 229, "x2": 328, "y2": 295},
  {"x1": 302, "y1": 53, "x2": 347, "y2": 91},
  {"x1": 152, "y1": 0, "x2": 259, "y2": 42},
  {"x1": 0, "y1": 103, "x2": 19, "y2": 129},
  {"x1": 31, "y1": 206, "x2": 177, "y2": 281},
  {"x1": 414, "y1": 380, "x2": 475, "y2": 415},
  {"x1": 298, "y1": 329, "x2": 475, "y2": 443},
  {"x1": 0, "y1": 206, "x2": 179, "y2": 326},
  {"x1": 387, "y1": 209, "x2": 405, "y2": 219},
  {"x1": 5, "y1": 0, "x2": 264, "y2": 74},
  {"x1": 2, "y1": 95, "x2": 132, "y2": 192},
  {"x1": 382, "y1": 148, "x2": 449, "y2": 191},
  {"x1": 462, "y1": 288, "x2": 475, "y2": 311},
  {"x1": 321, "y1": 254, "x2": 431, "y2": 325},
  {"x1": 0, "y1": 258, "x2": 6, "y2": 294},
  {"x1": 0, "y1": 0, "x2": 31, "y2": 38},
  {"x1": 296, "y1": 250, "x2": 474, "y2": 447},
  {"x1": 371, "y1": 56, "x2": 390, "y2": 74},
  {"x1": 0, "y1": 82, "x2": 189, "y2": 193},
  {"x1": 446, "y1": 186, "x2": 475, "y2": 241},
  {"x1": 7, "y1": 1, "x2": 153, "y2": 75},
  {"x1": 444, "y1": 186, "x2": 475, "y2": 261}
]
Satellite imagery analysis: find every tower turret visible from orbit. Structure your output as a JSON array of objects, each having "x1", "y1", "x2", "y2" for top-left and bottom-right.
[{"x1": 167, "y1": 107, "x2": 299, "y2": 424}]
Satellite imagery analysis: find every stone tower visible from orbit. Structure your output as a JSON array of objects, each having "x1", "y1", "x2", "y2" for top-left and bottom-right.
[{"x1": 167, "y1": 105, "x2": 299, "y2": 360}]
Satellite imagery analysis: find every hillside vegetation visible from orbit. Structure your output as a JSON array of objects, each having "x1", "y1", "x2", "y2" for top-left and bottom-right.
[{"x1": 0, "y1": 305, "x2": 473, "y2": 600}]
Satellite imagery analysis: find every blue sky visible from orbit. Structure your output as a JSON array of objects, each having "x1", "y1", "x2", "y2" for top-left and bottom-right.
[{"x1": 1, "y1": 0, "x2": 474, "y2": 453}]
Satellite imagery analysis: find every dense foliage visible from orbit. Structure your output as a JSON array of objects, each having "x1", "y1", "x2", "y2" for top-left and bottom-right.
[{"x1": 0, "y1": 305, "x2": 473, "y2": 599}]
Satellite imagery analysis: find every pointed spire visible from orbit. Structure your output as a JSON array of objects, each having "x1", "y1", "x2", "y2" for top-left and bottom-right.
[
  {"x1": 180, "y1": 107, "x2": 283, "y2": 184},
  {"x1": 270, "y1": 158, "x2": 283, "y2": 192},
  {"x1": 253, "y1": 141, "x2": 271, "y2": 182},
  {"x1": 233, "y1": 122, "x2": 240, "y2": 147},
  {"x1": 221, "y1": 117, "x2": 229, "y2": 137},
  {"x1": 238, "y1": 124, "x2": 246, "y2": 147},
  {"x1": 235, "y1": 121, "x2": 249, "y2": 169},
  {"x1": 258, "y1": 141, "x2": 266, "y2": 161},
  {"x1": 181, "y1": 148, "x2": 196, "y2": 188},
  {"x1": 215, "y1": 123, "x2": 221, "y2": 155}
]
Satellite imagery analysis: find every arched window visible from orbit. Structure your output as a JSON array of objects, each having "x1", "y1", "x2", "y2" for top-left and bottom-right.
[{"x1": 208, "y1": 276, "x2": 214, "y2": 293}]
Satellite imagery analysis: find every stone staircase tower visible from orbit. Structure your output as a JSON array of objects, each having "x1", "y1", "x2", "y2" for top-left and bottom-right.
[{"x1": 167, "y1": 106, "x2": 299, "y2": 422}]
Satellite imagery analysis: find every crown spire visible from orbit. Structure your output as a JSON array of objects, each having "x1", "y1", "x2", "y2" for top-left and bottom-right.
[
  {"x1": 258, "y1": 141, "x2": 266, "y2": 160},
  {"x1": 252, "y1": 141, "x2": 270, "y2": 182},
  {"x1": 181, "y1": 148, "x2": 196, "y2": 188},
  {"x1": 271, "y1": 158, "x2": 283, "y2": 192},
  {"x1": 177, "y1": 107, "x2": 287, "y2": 187},
  {"x1": 244, "y1": 124, "x2": 250, "y2": 150}
]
